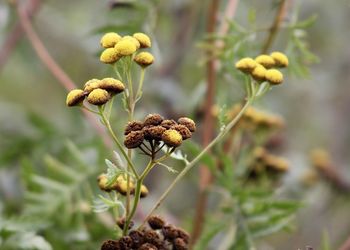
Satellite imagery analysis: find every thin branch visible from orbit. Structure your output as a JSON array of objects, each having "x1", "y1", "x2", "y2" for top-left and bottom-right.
[
  {"x1": 14, "y1": 0, "x2": 112, "y2": 147},
  {"x1": 339, "y1": 235, "x2": 350, "y2": 250},
  {"x1": 0, "y1": 0, "x2": 41, "y2": 71},
  {"x1": 261, "y1": 0, "x2": 288, "y2": 54}
]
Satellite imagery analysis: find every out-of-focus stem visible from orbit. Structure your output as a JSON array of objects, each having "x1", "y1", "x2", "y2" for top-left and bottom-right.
[{"x1": 261, "y1": 0, "x2": 288, "y2": 54}]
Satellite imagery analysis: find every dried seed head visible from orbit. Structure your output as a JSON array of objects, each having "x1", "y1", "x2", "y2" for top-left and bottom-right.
[
  {"x1": 175, "y1": 228, "x2": 190, "y2": 244},
  {"x1": 100, "y1": 32, "x2": 122, "y2": 48},
  {"x1": 251, "y1": 64, "x2": 267, "y2": 82},
  {"x1": 100, "y1": 78, "x2": 125, "y2": 95},
  {"x1": 129, "y1": 230, "x2": 144, "y2": 248},
  {"x1": 160, "y1": 119, "x2": 177, "y2": 129},
  {"x1": 144, "y1": 230, "x2": 161, "y2": 246},
  {"x1": 148, "y1": 216, "x2": 166, "y2": 230},
  {"x1": 115, "y1": 39, "x2": 137, "y2": 56},
  {"x1": 124, "y1": 121, "x2": 144, "y2": 135},
  {"x1": 162, "y1": 225, "x2": 179, "y2": 240},
  {"x1": 177, "y1": 117, "x2": 196, "y2": 132},
  {"x1": 255, "y1": 55, "x2": 275, "y2": 69},
  {"x1": 66, "y1": 89, "x2": 86, "y2": 107},
  {"x1": 119, "y1": 236, "x2": 133, "y2": 250},
  {"x1": 265, "y1": 69, "x2": 283, "y2": 85},
  {"x1": 84, "y1": 79, "x2": 102, "y2": 93},
  {"x1": 87, "y1": 88, "x2": 110, "y2": 105},
  {"x1": 138, "y1": 243, "x2": 158, "y2": 250},
  {"x1": 140, "y1": 184, "x2": 149, "y2": 198},
  {"x1": 100, "y1": 48, "x2": 120, "y2": 64},
  {"x1": 143, "y1": 125, "x2": 166, "y2": 141},
  {"x1": 173, "y1": 238, "x2": 188, "y2": 250},
  {"x1": 162, "y1": 129, "x2": 182, "y2": 147},
  {"x1": 270, "y1": 51, "x2": 289, "y2": 67},
  {"x1": 235, "y1": 57, "x2": 257, "y2": 73},
  {"x1": 117, "y1": 217, "x2": 134, "y2": 230},
  {"x1": 133, "y1": 32, "x2": 151, "y2": 48},
  {"x1": 171, "y1": 124, "x2": 192, "y2": 140},
  {"x1": 101, "y1": 240, "x2": 120, "y2": 250},
  {"x1": 124, "y1": 130, "x2": 144, "y2": 149},
  {"x1": 134, "y1": 52, "x2": 154, "y2": 67},
  {"x1": 144, "y1": 114, "x2": 164, "y2": 126}
]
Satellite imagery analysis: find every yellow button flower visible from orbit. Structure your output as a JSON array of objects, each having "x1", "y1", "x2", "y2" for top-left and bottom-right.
[
  {"x1": 255, "y1": 55, "x2": 275, "y2": 68},
  {"x1": 84, "y1": 79, "x2": 102, "y2": 93},
  {"x1": 100, "y1": 48, "x2": 120, "y2": 64},
  {"x1": 270, "y1": 51, "x2": 289, "y2": 67},
  {"x1": 133, "y1": 32, "x2": 151, "y2": 48},
  {"x1": 265, "y1": 69, "x2": 283, "y2": 85},
  {"x1": 134, "y1": 52, "x2": 154, "y2": 67},
  {"x1": 66, "y1": 89, "x2": 86, "y2": 107},
  {"x1": 115, "y1": 40, "x2": 137, "y2": 56},
  {"x1": 100, "y1": 78, "x2": 125, "y2": 95},
  {"x1": 121, "y1": 36, "x2": 140, "y2": 49},
  {"x1": 162, "y1": 129, "x2": 183, "y2": 147},
  {"x1": 235, "y1": 57, "x2": 257, "y2": 73},
  {"x1": 251, "y1": 64, "x2": 267, "y2": 81},
  {"x1": 87, "y1": 88, "x2": 110, "y2": 105},
  {"x1": 100, "y1": 32, "x2": 121, "y2": 48}
]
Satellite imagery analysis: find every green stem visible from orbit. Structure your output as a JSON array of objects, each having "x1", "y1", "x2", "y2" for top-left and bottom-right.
[
  {"x1": 98, "y1": 107, "x2": 139, "y2": 179},
  {"x1": 135, "y1": 67, "x2": 145, "y2": 101},
  {"x1": 123, "y1": 160, "x2": 155, "y2": 235},
  {"x1": 141, "y1": 97, "x2": 254, "y2": 226}
]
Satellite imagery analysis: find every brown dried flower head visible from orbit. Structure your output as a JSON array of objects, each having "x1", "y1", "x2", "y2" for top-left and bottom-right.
[
  {"x1": 124, "y1": 121, "x2": 144, "y2": 135},
  {"x1": 124, "y1": 130, "x2": 144, "y2": 149},
  {"x1": 144, "y1": 114, "x2": 164, "y2": 126},
  {"x1": 177, "y1": 117, "x2": 196, "y2": 132},
  {"x1": 172, "y1": 124, "x2": 192, "y2": 140},
  {"x1": 148, "y1": 215, "x2": 166, "y2": 230}
]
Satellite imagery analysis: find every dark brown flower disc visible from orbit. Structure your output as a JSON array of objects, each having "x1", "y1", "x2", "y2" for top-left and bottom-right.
[
  {"x1": 101, "y1": 240, "x2": 120, "y2": 250},
  {"x1": 160, "y1": 119, "x2": 177, "y2": 129},
  {"x1": 148, "y1": 215, "x2": 166, "y2": 230},
  {"x1": 124, "y1": 121, "x2": 144, "y2": 135},
  {"x1": 124, "y1": 130, "x2": 144, "y2": 149},
  {"x1": 173, "y1": 238, "x2": 188, "y2": 250},
  {"x1": 144, "y1": 114, "x2": 164, "y2": 126},
  {"x1": 138, "y1": 243, "x2": 158, "y2": 250},
  {"x1": 177, "y1": 117, "x2": 196, "y2": 132},
  {"x1": 171, "y1": 124, "x2": 192, "y2": 140},
  {"x1": 143, "y1": 125, "x2": 166, "y2": 141}
]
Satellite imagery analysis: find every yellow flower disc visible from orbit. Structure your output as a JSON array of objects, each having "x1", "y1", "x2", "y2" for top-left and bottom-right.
[
  {"x1": 115, "y1": 40, "x2": 137, "y2": 56},
  {"x1": 134, "y1": 52, "x2": 154, "y2": 67},
  {"x1": 162, "y1": 129, "x2": 183, "y2": 147},
  {"x1": 235, "y1": 57, "x2": 257, "y2": 73},
  {"x1": 251, "y1": 64, "x2": 267, "y2": 81},
  {"x1": 100, "y1": 48, "x2": 120, "y2": 64},
  {"x1": 133, "y1": 33, "x2": 151, "y2": 48},
  {"x1": 270, "y1": 51, "x2": 289, "y2": 67},
  {"x1": 100, "y1": 32, "x2": 121, "y2": 48},
  {"x1": 255, "y1": 55, "x2": 275, "y2": 68},
  {"x1": 66, "y1": 89, "x2": 85, "y2": 107},
  {"x1": 265, "y1": 69, "x2": 283, "y2": 85},
  {"x1": 87, "y1": 88, "x2": 110, "y2": 105},
  {"x1": 100, "y1": 78, "x2": 125, "y2": 94},
  {"x1": 84, "y1": 79, "x2": 102, "y2": 93}
]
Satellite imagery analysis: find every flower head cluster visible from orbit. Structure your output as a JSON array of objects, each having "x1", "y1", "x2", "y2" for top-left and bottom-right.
[
  {"x1": 99, "y1": 32, "x2": 154, "y2": 67},
  {"x1": 66, "y1": 78, "x2": 125, "y2": 107},
  {"x1": 98, "y1": 174, "x2": 149, "y2": 198},
  {"x1": 227, "y1": 104, "x2": 285, "y2": 131},
  {"x1": 249, "y1": 147, "x2": 289, "y2": 179},
  {"x1": 123, "y1": 114, "x2": 196, "y2": 150},
  {"x1": 235, "y1": 51, "x2": 289, "y2": 85},
  {"x1": 101, "y1": 215, "x2": 190, "y2": 250}
]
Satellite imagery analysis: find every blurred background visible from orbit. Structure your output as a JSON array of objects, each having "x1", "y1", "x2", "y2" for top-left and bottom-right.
[{"x1": 0, "y1": 0, "x2": 350, "y2": 249}]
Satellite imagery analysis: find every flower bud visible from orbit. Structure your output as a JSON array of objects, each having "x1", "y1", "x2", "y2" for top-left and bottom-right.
[
  {"x1": 235, "y1": 57, "x2": 257, "y2": 73},
  {"x1": 251, "y1": 64, "x2": 267, "y2": 82},
  {"x1": 100, "y1": 78, "x2": 125, "y2": 95},
  {"x1": 115, "y1": 40, "x2": 137, "y2": 56},
  {"x1": 270, "y1": 51, "x2": 289, "y2": 67},
  {"x1": 84, "y1": 78, "x2": 102, "y2": 93}
]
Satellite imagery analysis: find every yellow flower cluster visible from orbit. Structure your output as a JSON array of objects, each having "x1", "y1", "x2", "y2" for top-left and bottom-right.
[
  {"x1": 98, "y1": 174, "x2": 149, "y2": 197},
  {"x1": 226, "y1": 104, "x2": 285, "y2": 131},
  {"x1": 99, "y1": 32, "x2": 154, "y2": 67},
  {"x1": 235, "y1": 51, "x2": 289, "y2": 85},
  {"x1": 250, "y1": 147, "x2": 290, "y2": 176},
  {"x1": 66, "y1": 78, "x2": 125, "y2": 107}
]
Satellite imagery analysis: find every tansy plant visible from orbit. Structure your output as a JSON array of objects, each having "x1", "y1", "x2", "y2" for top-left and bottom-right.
[{"x1": 65, "y1": 31, "x2": 289, "y2": 250}]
